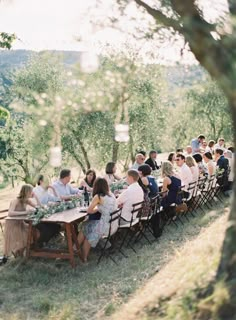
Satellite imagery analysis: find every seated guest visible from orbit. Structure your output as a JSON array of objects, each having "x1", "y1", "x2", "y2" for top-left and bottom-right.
[
  {"x1": 168, "y1": 152, "x2": 176, "y2": 165},
  {"x1": 79, "y1": 169, "x2": 96, "y2": 192},
  {"x1": 131, "y1": 153, "x2": 145, "y2": 170},
  {"x1": 203, "y1": 152, "x2": 216, "y2": 176},
  {"x1": 176, "y1": 148, "x2": 184, "y2": 153},
  {"x1": 185, "y1": 146, "x2": 192, "y2": 155},
  {"x1": 191, "y1": 134, "x2": 205, "y2": 154},
  {"x1": 205, "y1": 140, "x2": 215, "y2": 154},
  {"x1": 185, "y1": 156, "x2": 199, "y2": 182},
  {"x1": 33, "y1": 175, "x2": 60, "y2": 205},
  {"x1": 145, "y1": 150, "x2": 160, "y2": 171},
  {"x1": 77, "y1": 178, "x2": 117, "y2": 262},
  {"x1": 215, "y1": 138, "x2": 226, "y2": 151},
  {"x1": 215, "y1": 148, "x2": 229, "y2": 191},
  {"x1": 228, "y1": 146, "x2": 235, "y2": 154},
  {"x1": 4, "y1": 185, "x2": 60, "y2": 257},
  {"x1": 104, "y1": 162, "x2": 121, "y2": 186},
  {"x1": 224, "y1": 150, "x2": 234, "y2": 190},
  {"x1": 200, "y1": 141, "x2": 208, "y2": 153},
  {"x1": 193, "y1": 153, "x2": 207, "y2": 175},
  {"x1": 117, "y1": 169, "x2": 144, "y2": 223},
  {"x1": 176, "y1": 153, "x2": 193, "y2": 194},
  {"x1": 138, "y1": 164, "x2": 158, "y2": 198},
  {"x1": 53, "y1": 169, "x2": 81, "y2": 200},
  {"x1": 161, "y1": 161, "x2": 182, "y2": 208}
]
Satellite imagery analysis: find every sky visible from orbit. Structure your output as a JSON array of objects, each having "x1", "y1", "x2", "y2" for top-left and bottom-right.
[{"x1": 0, "y1": 0, "x2": 229, "y2": 64}]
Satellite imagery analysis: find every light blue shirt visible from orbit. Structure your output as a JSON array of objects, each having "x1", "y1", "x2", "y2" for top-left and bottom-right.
[
  {"x1": 33, "y1": 185, "x2": 60, "y2": 205},
  {"x1": 52, "y1": 180, "x2": 80, "y2": 197},
  {"x1": 191, "y1": 138, "x2": 200, "y2": 154}
]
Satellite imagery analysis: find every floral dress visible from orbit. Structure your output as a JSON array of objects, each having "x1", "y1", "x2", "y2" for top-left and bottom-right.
[{"x1": 82, "y1": 194, "x2": 117, "y2": 247}]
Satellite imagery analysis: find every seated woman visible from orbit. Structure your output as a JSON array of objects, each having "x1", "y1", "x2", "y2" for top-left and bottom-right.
[
  {"x1": 185, "y1": 155, "x2": 199, "y2": 182},
  {"x1": 203, "y1": 152, "x2": 216, "y2": 176},
  {"x1": 168, "y1": 152, "x2": 176, "y2": 165},
  {"x1": 77, "y1": 178, "x2": 117, "y2": 262},
  {"x1": 138, "y1": 164, "x2": 158, "y2": 198},
  {"x1": 104, "y1": 162, "x2": 121, "y2": 186},
  {"x1": 33, "y1": 175, "x2": 60, "y2": 205},
  {"x1": 4, "y1": 184, "x2": 40, "y2": 257},
  {"x1": 193, "y1": 153, "x2": 207, "y2": 176},
  {"x1": 161, "y1": 161, "x2": 182, "y2": 208},
  {"x1": 79, "y1": 169, "x2": 96, "y2": 192}
]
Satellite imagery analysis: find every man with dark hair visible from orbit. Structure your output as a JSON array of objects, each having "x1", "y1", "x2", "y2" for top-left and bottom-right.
[
  {"x1": 215, "y1": 149, "x2": 229, "y2": 192},
  {"x1": 145, "y1": 150, "x2": 160, "y2": 170},
  {"x1": 117, "y1": 169, "x2": 144, "y2": 223},
  {"x1": 176, "y1": 153, "x2": 193, "y2": 194},
  {"x1": 52, "y1": 169, "x2": 81, "y2": 200},
  {"x1": 191, "y1": 134, "x2": 206, "y2": 154}
]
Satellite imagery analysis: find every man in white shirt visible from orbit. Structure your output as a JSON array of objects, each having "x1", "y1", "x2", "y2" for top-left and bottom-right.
[
  {"x1": 214, "y1": 138, "x2": 226, "y2": 152},
  {"x1": 131, "y1": 154, "x2": 145, "y2": 170},
  {"x1": 52, "y1": 169, "x2": 81, "y2": 200},
  {"x1": 176, "y1": 153, "x2": 193, "y2": 194},
  {"x1": 33, "y1": 175, "x2": 60, "y2": 205},
  {"x1": 117, "y1": 169, "x2": 144, "y2": 223}
]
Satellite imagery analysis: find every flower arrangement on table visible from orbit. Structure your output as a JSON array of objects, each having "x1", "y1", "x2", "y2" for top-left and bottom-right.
[
  {"x1": 29, "y1": 197, "x2": 82, "y2": 225},
  {"x1": 215, "y1": 167, "x2": 225, "y2": 177},
  {"x1": 110, "y1": 180, "x2": 128, "y2": 194}
]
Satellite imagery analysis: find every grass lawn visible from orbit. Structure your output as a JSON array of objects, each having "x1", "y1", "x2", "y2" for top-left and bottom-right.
[{"x1": 0, "y1": 198, "x2": 229, "y2": 320}]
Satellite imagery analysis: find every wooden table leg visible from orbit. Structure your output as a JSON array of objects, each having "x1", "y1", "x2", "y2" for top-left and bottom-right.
[
  {"x1": 26, "y1": 221, "x2": 33, "y2": 258},
  {"x1": 65, "y1": 223, "x2": 75, "y2": 268}
]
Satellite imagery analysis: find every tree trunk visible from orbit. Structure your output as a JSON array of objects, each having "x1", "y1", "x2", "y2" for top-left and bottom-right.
[{"x1": 112, "y1": 140, "x2": 119, "y2": 162}]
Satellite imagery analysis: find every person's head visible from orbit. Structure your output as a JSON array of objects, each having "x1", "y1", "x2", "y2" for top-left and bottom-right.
[
  {"x1": 224, "y1": 150, "x2": 233, "y2": 159},
  {"x1": 198, "y1": 134, "x2": 205, "y2": 143},
  {"x1": 176, "y1": 148, "x2": 183, "y2": 153},
  {"x1": 215, "y1": 148, "x2": 224, "y2": 157},
  {"x1": 126, "y1": 169, "x2": 140, "y2": 185},
  {"x1": 208, "y1": 140, "x2": 215, "y2": 148},
  {"x1": 37, "y1": 175, "x2": 50, "y2": 189},
  {"x1": 228, "y1": 146, "x2": 234, "y2": 153},
  {"x1": 203, "y1": 152, "x2": 213, "y2": 163},
  {"x1": 168, "y1": 152, "x2": 176, "y2": 163},
  {"x1": 60, "y1": 169, "x2": 71, "y2": 184},
  {"x1": 138, "y1": 150, "x2": 146, "y2": 157},
  {"x1": 105, "y1": 162, "x2": 117, "y2": 175},
  {"x1": 135, "y1": 153, "x2": 145, "y2": 165},
  {"x1": 186, "y1": 146, "x2": 192, "y2": 155},
  {"x1": 185, "y1": 155, "x2": 197, "y2": 168},
  {"x1": 138, "y1": 164, "x2": 152, "y2": 177},
  {"x1": 218, "y1": 138, "x2": 225, "y2": 146},
  {"x1": 92, "y1": 178, "x2": 109, "y2": 198},
  {"x1": 175, "y1": 153, "x2": 185, "y2": 167},
  {"x1": 202, "y1": 141, "x2": 207, "y2": 148},
  {"x1": 161, "y1": 161, "x2": 174, "y2": 177},
  {"x1": 192, "y1": 153, "x2": 203, "y2": 164},
  {"x1": 85, "y1": 169, "x2": 96, "y2": 185},
  {"x1": 149, "y1": 150, "x2": 157, "y2": 160},
  {"x1": 18, "y1": 184, "x2": 33, "y2": 203}
]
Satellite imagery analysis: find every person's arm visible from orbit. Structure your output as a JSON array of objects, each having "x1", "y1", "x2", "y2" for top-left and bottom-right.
[
  {"x1": 48, "y1": 185, "x2": 59, "y2": 197},
  {"x1": 31, "y1": 192, "x2": 41, "y2": 206},
  {"x1": 114, "y1": 174, "x2": 121, "y2": 181},
  {"x1": 69, "y1": 184, "x2": 80, "y2": 195},
  {"x1": 141, "y1": 177, "x2": 149, "y2": 186},
  {"x1": 208, "y1": 163, "x2": 214, "y2": 176},
  {"x1": 116, "y1": 189, "x2": 127, "y2": 208},
  {"x1": 87, "y1": 195, "x2": 101, "y2": 214},
  {"x1": 162, "y1": 177, "x2": 171, "y2": 194}
]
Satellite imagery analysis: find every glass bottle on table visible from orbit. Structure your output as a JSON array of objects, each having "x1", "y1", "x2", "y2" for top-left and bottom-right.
[{"x1": 84, "y1": 187, "x2": 89, "y2": 207}]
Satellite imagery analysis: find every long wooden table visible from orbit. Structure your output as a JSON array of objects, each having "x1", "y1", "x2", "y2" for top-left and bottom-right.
[{"x1": 5, "y1": 208, "x2": 87, "y2": 268}]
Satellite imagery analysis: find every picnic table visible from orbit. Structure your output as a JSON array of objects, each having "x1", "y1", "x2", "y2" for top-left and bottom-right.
[{"x1": 5, "y1": 208, "x2": 87, "y2": 268}]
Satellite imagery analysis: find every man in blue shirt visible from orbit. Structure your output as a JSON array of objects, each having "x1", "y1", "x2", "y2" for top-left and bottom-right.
[
  {"x1": 53, "y1": 169, "x2": 81, "y2": 200},
  {"x1": 191, "y1": 134, "x2": 205, "y2": 154}
]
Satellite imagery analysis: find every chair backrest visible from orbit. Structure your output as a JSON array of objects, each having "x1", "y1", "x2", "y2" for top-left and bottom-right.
[
  {"x1": 131, "y1": 201, "x2": 144, "y2": 220},
  {"x1": 197, "y1": 176, "x2": 206, "y2": 191},
  {"x1": 205, "y1": 174, "x2": 216, "y2": 191},
  {"x1": 108, "y1": 208, "x2": 122, "y2": 236},
  {"x1": 188, "y1": 181, "x2": 197, "y2": 197}
]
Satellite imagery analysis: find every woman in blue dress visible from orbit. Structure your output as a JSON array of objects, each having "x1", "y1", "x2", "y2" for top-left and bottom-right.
[
  {"x1": 161, "y1": 161, "x2": 182, "y2": 208},
  {"x1": 138, "y1": 164, "x2": 158, "y2": 198},
  {"x1": 78, "y1": 178, "x2": 117, "y2": 262}
]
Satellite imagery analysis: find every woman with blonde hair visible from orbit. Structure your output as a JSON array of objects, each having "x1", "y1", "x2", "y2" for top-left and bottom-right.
[
  {"x1": 4, "y1": 184, "x2": 40, "y2": 257},
  {"x1": 161, "y1": 161, "x2": 181, "y2": 208},
  {"x1": 185, "y1": 155, "x2": 199, "y2": 182}
]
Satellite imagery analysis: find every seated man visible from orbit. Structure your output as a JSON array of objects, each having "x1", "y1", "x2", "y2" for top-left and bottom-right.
[
  {"x1": 215, "y1": 148, "x2": 229, "y2": 191},
  {"x1": 131, "y1": 153, "x2": 145, "y2": 170},
  {"x1": 33, "y1": 175, "x2": 60, "y2": 205},
  {"x1": 145, "y1": 150, "x2": 160, "y2": 170},
  {"x1": 52, "y1": 169, "x2": 81, "y2": 200},
  {"x1": 117, "y1": 169, "x2": 144, "y2": 223},
  {"x1": 176, "y1": 153, "x2": 193, "y2": 197}
]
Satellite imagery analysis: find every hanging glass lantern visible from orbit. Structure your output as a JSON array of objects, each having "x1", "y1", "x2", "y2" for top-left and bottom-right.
[
  {"x1": 115, "y1": 124, "x2": 129, "y2": 142},
  {"x1": 80, "y1": 51, "x2": 99, "y2": 73},
  {"x1": 50, "y1": 146, "x2": 62, "y2": 167}
]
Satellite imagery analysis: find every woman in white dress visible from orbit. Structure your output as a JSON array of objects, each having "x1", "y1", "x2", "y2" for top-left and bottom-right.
[{"x1": 203, "y1": 152, "x2": 216, "y2": 176}]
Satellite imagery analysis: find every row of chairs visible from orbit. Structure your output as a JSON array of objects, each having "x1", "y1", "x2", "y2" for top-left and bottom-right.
[{"x1": 97, "y1": 172, "x2": 227, "y2": 264}]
